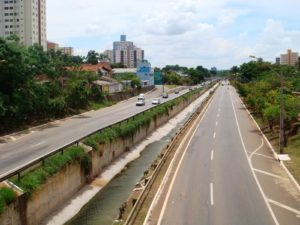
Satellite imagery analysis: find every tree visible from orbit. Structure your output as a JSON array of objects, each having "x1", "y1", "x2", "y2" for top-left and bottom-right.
[
  {"x1": 230, "y1": 66, "x2": 239, "y2": 74},
  {"x1": 210, "y1": 67, "x2": 217, "y2": 75},
  {"x1": 264, "y1": 104, "x2": 279, "y2": 132},
  {"x1": 86, "y1": 50, "x2": 99, "y2": 65},
  {"x1": 0, "y1": 37, "x2": 32, "y2": 94}
]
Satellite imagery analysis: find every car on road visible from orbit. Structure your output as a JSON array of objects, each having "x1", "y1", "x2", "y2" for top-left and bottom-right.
[
  {"x1": 136, "y1": 99, "x2": 145, "y2": 106},
  {"x1": 162, "y1": 92, "x2": 169, "y2": 98},
  {"x1": 136, "y1": 96, "x2": 145, "y2": 106},
  {"x1": 152, "y1": 98, "x2": 161, "y2": 105},
  {"x1": 175, "y1": 90, "x2": 180, "y2": 94}
]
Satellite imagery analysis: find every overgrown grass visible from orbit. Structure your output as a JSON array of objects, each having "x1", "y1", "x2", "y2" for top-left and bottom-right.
[
  {"x1": 247, "y1": 103, "x2": 300, "y2": 184},
  {"x1": 84, "y1": 87, "x2": 204, "y2": 151},
  {"x1": 10, "y1": 146, "x2": 90, "y2": 195},
  {"x1": 0, "y1": 187, "x2": 17, "y2": 215},
  {"x1": 89, "y1": 100, "x2": 114, "y2": 110},
  {"x1": 285, "y1": 133, "x2": 300, "y2": 184}
]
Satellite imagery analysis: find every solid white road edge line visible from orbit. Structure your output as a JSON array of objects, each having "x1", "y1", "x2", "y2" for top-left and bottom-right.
[
  {"x1": 229, "y1": 91, "x2": 280, "y2": 225},
  {"x1": 156, "y1": 93, "x2": 214, "y2": 225},
  {"x1": 235, "y1": 86, "x2": 300, "y2": 192}
]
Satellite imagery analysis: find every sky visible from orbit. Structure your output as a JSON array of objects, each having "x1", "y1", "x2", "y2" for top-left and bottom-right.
[{"x1": 47, "y1": 0, "x2": 300, "y2": 69}]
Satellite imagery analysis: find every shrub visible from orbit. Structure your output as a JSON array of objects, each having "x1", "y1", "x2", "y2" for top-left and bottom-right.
[
  {"x1": 11, "y1": 146, "x2": 88, "y2": 195},
  {"x1": 0, "y1": 187, "x2": 17, "y2": 215}
]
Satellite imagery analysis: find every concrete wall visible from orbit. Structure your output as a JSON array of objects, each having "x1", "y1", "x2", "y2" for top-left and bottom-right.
[
  {"x1": 26, "y1": 163, "x2": 85, "y2": 225},
  {"x1": 0, "y1": 89, "x2": 205, "y2": 225},
  {"x1": 0, "y1": 201, "x2": 22, "y2": 225}
]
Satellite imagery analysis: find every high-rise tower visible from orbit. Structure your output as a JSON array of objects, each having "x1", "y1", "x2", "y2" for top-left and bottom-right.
[{"x1": 0, "y1": 0, "x2": 47, "y2": 49}]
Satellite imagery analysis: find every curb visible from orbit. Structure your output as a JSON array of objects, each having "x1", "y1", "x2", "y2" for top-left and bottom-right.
[{"x1": 233, "y1": 87, "x2": 300, "y2": 192}]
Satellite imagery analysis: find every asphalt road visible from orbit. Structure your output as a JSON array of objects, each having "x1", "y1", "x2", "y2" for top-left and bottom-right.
[
  {"x1": 145, "y1": 85, "x2": 300, "y2": 225},
  {"x1": 0, "y1": 85, "x2": 194, "y2": 178}
]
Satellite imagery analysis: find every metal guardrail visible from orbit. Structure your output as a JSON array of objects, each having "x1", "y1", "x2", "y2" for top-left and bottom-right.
[
  {"x1": 0, "y1": 86, "x2": 208, "y2": 183},
  {"x1": 123, "y1": 91, "x2": 213, "y2": 225}
]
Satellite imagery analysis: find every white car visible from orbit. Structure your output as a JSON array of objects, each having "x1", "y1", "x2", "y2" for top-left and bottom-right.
[
  {"x1": 152, "y1": 98, "x2": 161, "y2": 105},
  {"x1": 136, "y1": 99, "x2": 145, "y2": 106}
]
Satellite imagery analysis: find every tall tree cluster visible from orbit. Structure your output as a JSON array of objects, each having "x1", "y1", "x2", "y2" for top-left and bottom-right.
[
  {"x1": 0, "y1": 37, "x2": 102, "y2": 133},
  {"x1": 231, "y1": 61, "x2": 300, "y2": 146}
]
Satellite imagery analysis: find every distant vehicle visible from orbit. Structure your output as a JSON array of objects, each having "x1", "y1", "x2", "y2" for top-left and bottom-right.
[
  {"x1": 189, "y1": 87, "x2": 193, "y2": 91},
  {"x1": 175, "y1": 90, "x2": 180, "y2": 94},
  {"x1": 137, "y1": 94, "x2": 145, "y2": 101},
  {"x1": 162, "y1": 92, "x2": 169, "y2": 98},
  {"x1": 136, "y1": 98, "x2": 145, "y2": 106},
  {"x1": 152, "y1": 98, "x2": 161, "y2": 105}
]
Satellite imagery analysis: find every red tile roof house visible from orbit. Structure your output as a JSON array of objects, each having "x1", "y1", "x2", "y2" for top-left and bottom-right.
[{"x1": 76, "y1": 62, "x2": 113, "y2": 77}]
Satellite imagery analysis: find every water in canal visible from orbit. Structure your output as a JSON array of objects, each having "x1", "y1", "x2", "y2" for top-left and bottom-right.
[
  {"x1": 65, "y1": 123, "x2": 184, "y2": 225},
  {"x1": 65, "y1": 91, "x2": 210, "y2": 225}
]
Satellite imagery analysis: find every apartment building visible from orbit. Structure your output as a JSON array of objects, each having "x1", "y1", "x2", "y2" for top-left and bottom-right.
[
  {"x1": 103, "y1": 49, "x2": 113, "y2": 62},
  {"x1": 112, "y1": 35, "x2": 144, "y2": 68},
  {"x1": 280, "y1": 49, "x2": 299, "y2": 66},
  {"x1": 58, "y1": 47, "x2": 74, "y2": 56},
  {"x1": 0, "y1": 0, "x2": 47, "y2": 49}
]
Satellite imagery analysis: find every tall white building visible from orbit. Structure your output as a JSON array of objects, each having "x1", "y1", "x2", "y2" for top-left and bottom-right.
[
  {"x1": 0, "y1": 0, "x2": 47, "y2": 49},
  {"x1": 112, "y1": 35, "x2": 144, "y2": 68}
]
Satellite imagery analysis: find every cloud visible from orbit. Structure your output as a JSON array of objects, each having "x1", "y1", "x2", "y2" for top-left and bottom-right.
[
  {"x1": 217, "y1": 8, "x2": 251, "y2": 26},
  {"x1": 47, "y1": 0, "x2": 300, "y2": 69},
  {"x1": 253, "y1": 19, "x2": 300, "y2": 60}
]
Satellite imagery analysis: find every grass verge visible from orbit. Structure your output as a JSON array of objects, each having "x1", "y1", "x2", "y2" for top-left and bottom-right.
[
  {"x1": 251, "y1": 112, "x2": 300, "y2": 184},
  {"x1": 10, "y1": 146, "x2": 90, "y2": 196}
]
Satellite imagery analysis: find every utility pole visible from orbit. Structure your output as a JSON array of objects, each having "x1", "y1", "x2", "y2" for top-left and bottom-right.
[
  {"x1": 162, "y1": 71, "x2": 165, "y2": 94},
  {"x1": 279, "y1": 72, "x2": 284, "y2": 154}
]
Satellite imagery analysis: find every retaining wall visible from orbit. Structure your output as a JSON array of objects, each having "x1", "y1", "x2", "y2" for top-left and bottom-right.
[{"x1": 0, "y1": 88, "x2": 206, "y2": 225}]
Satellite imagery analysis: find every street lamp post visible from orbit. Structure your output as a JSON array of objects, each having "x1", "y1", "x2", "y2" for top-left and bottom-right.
[{"x1": 249, "y1": 56, "x2": 285, "y2": 154}]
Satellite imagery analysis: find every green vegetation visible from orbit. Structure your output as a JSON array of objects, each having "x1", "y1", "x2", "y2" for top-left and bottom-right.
[
  {"x1": 10, "y1": 146, "x2": 90, "y2": 195},
  {"x1": 160, "y1": 65, "x2": 213, "y2": 85},
  {"x1": 84, "y1": 87, "x2": 203, "y2": 151},
  {"x1": 230, "y1": 60, "x2": 300, "y2": 182},
  {"x1": 0, "y1": 187, "x2": 17, "y2": 215},
  {"x1": 0, "y1": 36, "x2": 113, "y2": 133},
  {"x1": 113, "y1": 73, "x2": 142, "y2": 89}
]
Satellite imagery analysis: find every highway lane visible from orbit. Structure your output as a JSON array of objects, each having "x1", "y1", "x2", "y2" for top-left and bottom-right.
[
  {"x1": 0, "y1": 85, "x2": 197, "y2": 177},
  {"x1": 150, "y1": 85, "x2": 276, "y2": 225}
]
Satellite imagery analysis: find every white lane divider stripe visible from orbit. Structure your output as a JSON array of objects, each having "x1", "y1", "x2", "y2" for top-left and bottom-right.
[
  {"x1": 213, "y1": 132, "x2": 216, "y2": 139},
  {"x1": 211, "y1": 150, "x2": 214, "y2": 161},
  {"x1": 210, "y1": 183, "x2": 214, "y2": 206}
]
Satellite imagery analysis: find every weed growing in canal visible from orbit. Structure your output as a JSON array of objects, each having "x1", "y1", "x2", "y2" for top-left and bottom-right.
[
  {"x1": 0, "y1": 187, "x2": 17, "y2": 215},
  {"x1": 10, "y1": 146, "x2": 90, "y2": 196}
]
